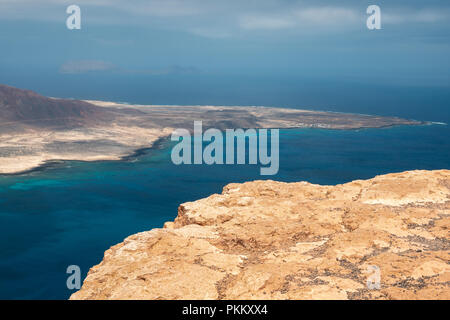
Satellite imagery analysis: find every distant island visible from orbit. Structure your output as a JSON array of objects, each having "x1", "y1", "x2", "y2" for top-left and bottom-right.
[{"x1": 0, "y1": 84, "x2": 423, "y2": 175}]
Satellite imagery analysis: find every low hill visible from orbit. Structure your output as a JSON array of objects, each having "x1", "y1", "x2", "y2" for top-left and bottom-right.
[{"x1": 0, "y1": 84, "x2": 113, "y2": 130}]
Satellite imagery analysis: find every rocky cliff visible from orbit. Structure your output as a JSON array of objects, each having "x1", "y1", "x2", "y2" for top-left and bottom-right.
[{"x1": 71, "y1": 170, "x2": 450, "y2": 300}]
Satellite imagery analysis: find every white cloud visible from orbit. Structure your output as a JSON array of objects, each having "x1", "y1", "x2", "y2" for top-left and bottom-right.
[
  {"x1": 189, "y1": 28, "x2": 232, "y2": 39},
  {"x1": 239, "y1": 15, "x2": 296, "y2": 30},
  {"x1": 1, "y1": 1, "x2": 449, "y2": 38},
  {"x1": 294, "y1": 7, "x2": 360, "y2": 25},
  {"x1": 384, "y1": 9, "x2": 450, "y2": 24},
  {"x1": 105, "y1": 0, "x2": 205, "y2": 17},
  {"x1": 238, "y1": 7, "x2": 360, "y2": 32}
]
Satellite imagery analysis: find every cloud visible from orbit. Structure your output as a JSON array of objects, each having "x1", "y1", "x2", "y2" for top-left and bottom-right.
[
  {"x1": 59, "y1": 60, "x2": 116, "y2": 74},
  {"x1": 239, "y1": 15, "x2": 296, "y2": 30},
  {"x1": 384, "y1": 9, "x2": 450, "y2": 24},
  {"x1": 2, "y1": 0, "x2": 450, "y2": 38},
  {"x1": 238, "y1": 7, "x2": 360, "y2": 32},
  {"x1": 294, "y1": 7, "x2": 360, "y2": 25},
  {"x1": 188, "y1": 28, "x2": 232, "y2": 39}
]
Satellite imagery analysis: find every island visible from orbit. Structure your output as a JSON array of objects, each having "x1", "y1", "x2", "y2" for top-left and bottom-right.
[{"x1": 0, "y1": 84, "x2": 423, "y2": 175}]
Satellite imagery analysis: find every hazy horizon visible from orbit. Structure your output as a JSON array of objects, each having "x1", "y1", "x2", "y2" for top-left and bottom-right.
[{"x1": 1, "y1": 0, "x2": 449, "y2": 87}]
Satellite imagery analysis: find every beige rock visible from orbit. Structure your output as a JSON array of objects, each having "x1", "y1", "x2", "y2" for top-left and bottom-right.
[{"x1": 71, "y1": 170, "x2": 450, "y2": 300}]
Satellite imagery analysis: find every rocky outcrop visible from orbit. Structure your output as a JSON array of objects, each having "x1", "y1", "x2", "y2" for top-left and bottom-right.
[{"x1": 71, "y1": 170, "x2": 450, "y2": 300}]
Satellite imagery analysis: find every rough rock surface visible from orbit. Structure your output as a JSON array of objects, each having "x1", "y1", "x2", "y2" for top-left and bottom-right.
[{"x1": 71, "y1": 170, "x2": 450, "y2": 300}]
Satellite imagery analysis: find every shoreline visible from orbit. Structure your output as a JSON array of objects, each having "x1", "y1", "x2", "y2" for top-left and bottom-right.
[
  {"x1": 0, "y1": 122, "x2": 433, "y2": 177},
  {"x1": 0, "y1": 97, "x2": 432, "y2": 177},
  {"x1": 0, "y1": 135, "x2": 172, "y2": 177},
  {"x1": 70, "y1": 169, "x2": 450, "y2": 300},
  {"x1": 119, "y1": 135, "x2": 170, "y2": 161}
]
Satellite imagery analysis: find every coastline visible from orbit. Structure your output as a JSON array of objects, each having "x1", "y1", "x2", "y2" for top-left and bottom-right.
[
  {"x1": 0, "y1": 135, "x2": 171, "y2": 177},
  {"x1": 70, "y1": 169, "x2": 450, "y2": 300},
  {"x1": 119, "y1": 135, "x2": 170, "y2": 161},
  {"x1": 1, "y1": 118, "x2": 448, "y2": 299},
  {"x1": 0, "y1": 100, "x2": 427, "y2": 176},
  {"x1": 0, "y1": 122, "x2": 431, "y2": 177}
]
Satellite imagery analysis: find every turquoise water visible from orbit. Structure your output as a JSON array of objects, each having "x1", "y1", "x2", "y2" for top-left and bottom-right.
[{"x1": 0, "y1": 124, "x2": 449, "y2": 299}]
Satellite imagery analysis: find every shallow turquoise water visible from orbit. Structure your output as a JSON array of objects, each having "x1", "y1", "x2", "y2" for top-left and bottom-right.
[{"x1": 0, "y1": 124, "x2": 449, "y2": 299}]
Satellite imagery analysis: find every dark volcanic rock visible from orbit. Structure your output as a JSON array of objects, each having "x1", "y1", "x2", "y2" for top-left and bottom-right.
[{"x1": 0, "y1": 84, "x2": 113, "y2": 130}]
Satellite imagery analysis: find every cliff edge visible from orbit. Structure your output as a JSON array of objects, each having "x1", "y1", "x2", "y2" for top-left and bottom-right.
[{"x1": 71, "y1": 170, "x2": 450, "y2": 300}]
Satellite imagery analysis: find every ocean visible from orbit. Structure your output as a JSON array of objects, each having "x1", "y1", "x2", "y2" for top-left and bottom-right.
[{"x1": 0, "y1": 76, "x2": 449, "y2": 299}]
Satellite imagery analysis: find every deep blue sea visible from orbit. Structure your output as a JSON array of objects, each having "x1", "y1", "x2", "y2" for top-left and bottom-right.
[{"x1": 0, "y1": 77, "x2": 449, "y2": 299}]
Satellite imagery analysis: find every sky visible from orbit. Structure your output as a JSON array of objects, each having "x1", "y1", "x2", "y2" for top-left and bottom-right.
[{"x1": 0, "y1": 0, "x2": 449, "y2": 93}]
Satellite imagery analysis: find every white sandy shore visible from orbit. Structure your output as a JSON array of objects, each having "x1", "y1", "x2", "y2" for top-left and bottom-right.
[{"x1": 0, "y1": 126, "x2": 174, "y2": 174}]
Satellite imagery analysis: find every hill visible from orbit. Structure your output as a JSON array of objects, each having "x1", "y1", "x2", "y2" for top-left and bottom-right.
[{"x1": 0, "y1": 84, "x2": 112, "y2": 131}]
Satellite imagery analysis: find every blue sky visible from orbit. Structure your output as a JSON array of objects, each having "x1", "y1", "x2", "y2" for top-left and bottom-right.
[{"x1": 0, "y1": 0, "x2": 449, "y2": 88}]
